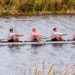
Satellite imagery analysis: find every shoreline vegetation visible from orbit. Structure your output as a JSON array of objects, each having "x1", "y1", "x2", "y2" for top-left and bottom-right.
[{"x1": 0, "y1": 0, "x2": 75, "y2": 16}]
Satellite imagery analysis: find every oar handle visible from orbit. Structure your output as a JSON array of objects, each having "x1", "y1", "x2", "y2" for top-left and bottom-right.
[
  {"x1": 42, "y1": 37, "x2": 50, "y2": 39},
  {"x1": 63, "y1": 33, "x2": 67, "y2": 36}
]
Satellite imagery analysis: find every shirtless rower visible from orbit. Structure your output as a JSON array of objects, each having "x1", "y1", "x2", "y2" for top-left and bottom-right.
[
  {"x1": 51, "y1": 28, "x2": 67, "y2": 41},
  {"x1": 31, "y1": 28, "x2": 43, "y2": 42},
  {"x1": 8, "y1": 29, "x2": 24, "y2": 42}
]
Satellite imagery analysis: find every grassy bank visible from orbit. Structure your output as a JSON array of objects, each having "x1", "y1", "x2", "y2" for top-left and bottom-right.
[{"x1": 0, "y1": 0, "x2": 75, "y2": 16}]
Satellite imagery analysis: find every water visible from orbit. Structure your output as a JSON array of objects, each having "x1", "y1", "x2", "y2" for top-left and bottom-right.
[{"x1": 0, "y1": 15, "x2": 75, "y2": 75}]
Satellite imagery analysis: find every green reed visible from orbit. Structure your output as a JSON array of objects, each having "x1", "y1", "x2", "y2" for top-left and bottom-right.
[{"x1": 0, "y1": 0, "x2": 75, "y2": 15}]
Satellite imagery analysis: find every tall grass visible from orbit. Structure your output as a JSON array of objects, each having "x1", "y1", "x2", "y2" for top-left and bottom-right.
[
  {"x1": 0, "y1": 0, "x2": 75, "y2": 15},
  {"x1": 18, "y1": 60, "x2": 75, "y2": 75}
]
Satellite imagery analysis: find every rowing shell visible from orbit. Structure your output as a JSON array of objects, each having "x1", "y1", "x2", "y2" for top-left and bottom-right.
[{"x1": 0, "y1": 41, "x2": 75, "y2": 46}]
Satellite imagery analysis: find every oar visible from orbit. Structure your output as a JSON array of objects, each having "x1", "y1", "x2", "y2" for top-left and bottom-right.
[
  {"x1": 63, "y1": 33, "x2": 67, "y2": 36},
  {"x1": 42, "y1": 37, "x2": 50, "y2": 39},
  {"x1": 0, "y1": 39, "x2": 6, "y2": 41},
  {"x1": 41, "y1": 35, "x2": 50, "y2": 39}
]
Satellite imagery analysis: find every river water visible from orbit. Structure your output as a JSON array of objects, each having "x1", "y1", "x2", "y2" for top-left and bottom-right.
[{"x1": 0, "y1": 15, "x2": 75, "y2": 75}]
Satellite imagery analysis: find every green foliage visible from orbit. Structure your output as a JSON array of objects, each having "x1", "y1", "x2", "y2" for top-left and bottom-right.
[
  {"x1": 0, "y1": 0, "x2": 74, "y2": 15},
  {"x1": 0, "y1": 11, "x2": 10, "y2": 16}
]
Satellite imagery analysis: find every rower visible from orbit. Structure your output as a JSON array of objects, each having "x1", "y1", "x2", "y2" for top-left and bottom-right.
[
  {"x1": 51, "y1": 28, "x2": 67, "y2": 41},
  {"x1": 72, "y1": 33, "x2": 75, "y2": 40},
  {"x1": 30, "y1": 28, "x2": 43, "y2": 42},
  {"x1": 8, "y1": 28, "x2": 24, "y2": 42}
]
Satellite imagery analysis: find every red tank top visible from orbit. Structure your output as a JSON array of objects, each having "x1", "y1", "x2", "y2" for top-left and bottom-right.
[
  {"x1": 51, "y1": 31, "x2": 55, "y2": 39},
  {"x1": 73, "y1": 33, "x2": 75, "y2": 39}
]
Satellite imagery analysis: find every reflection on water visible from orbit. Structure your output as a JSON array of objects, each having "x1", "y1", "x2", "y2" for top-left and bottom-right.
[
  {"x1": 8, "y1": 45, "x2": 21, "y2": 53},
  {"x1": 0, "y1": 15, "x2": 75, "y2": 75},
  {"x1": 51, "y1": 43, "x2": 63, "y2": 47},
  {"x1": 8, "y1": 45, "x2": 20, "y2": 49}
]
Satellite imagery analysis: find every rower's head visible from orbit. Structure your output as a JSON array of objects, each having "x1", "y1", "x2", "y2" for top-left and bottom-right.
[
  {"x1": 53, "y1": 28, "x2": 57, "y2": 32},
  {"x1": 10, "y1": 29, "x2": 14, "y2": 33},
  {"x1": 32, "y1": 28, "x2": 36, "y2": 32}
]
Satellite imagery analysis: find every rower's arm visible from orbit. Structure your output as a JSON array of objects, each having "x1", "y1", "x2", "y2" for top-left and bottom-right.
[
  {"x1": 36, "y1": 33, "x2": 43, "y2": 38},
  {"x1": 54, "y1": 32, "x2": 67, "y2": 36},
  {"x1": 63, "y1": 33, "x2": 67, "y2": 36},
  {"x1": 15, "y1": 34, "x2": 24, "y2": 37}
]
